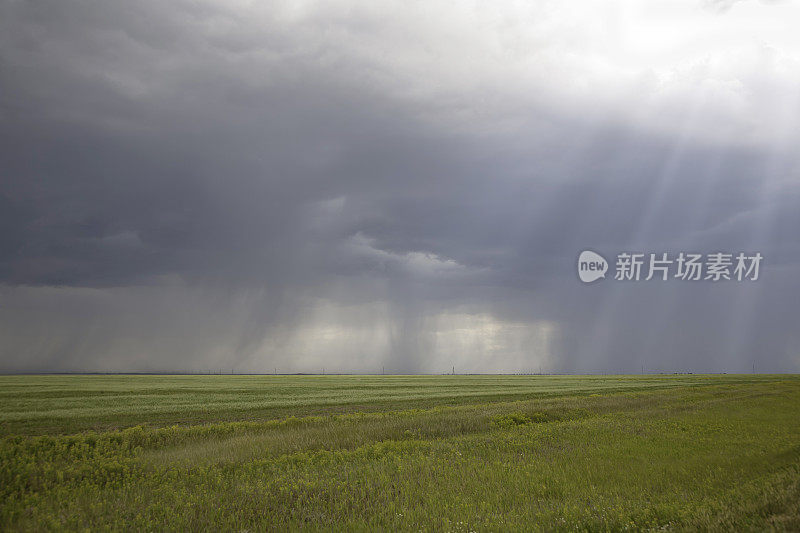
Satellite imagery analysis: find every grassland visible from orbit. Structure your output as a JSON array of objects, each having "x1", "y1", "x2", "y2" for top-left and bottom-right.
[{"x1": 1, "y1": 374, "x2": 799, "y2": 531}]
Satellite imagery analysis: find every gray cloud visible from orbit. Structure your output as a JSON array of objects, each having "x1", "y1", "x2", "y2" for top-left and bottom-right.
[{"x1": 1, "y1": 0, "x2": 799, "y2": 373}]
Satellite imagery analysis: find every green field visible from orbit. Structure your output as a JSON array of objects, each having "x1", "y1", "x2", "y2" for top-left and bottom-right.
[{"x1": 2, "y1": 374, "x2": 799, "y2": 531}]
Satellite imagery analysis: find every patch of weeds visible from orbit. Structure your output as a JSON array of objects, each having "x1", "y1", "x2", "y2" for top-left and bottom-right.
[{"x1": 491, "y1": 413, "x2": 533, "y2": 428}]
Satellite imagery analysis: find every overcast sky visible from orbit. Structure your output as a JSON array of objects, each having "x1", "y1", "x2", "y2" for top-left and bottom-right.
[{"x1": 1, "y1": 0, "x2": 799, "y2": 373}]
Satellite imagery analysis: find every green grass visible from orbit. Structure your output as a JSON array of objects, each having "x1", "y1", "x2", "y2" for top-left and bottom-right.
[{"x1": 1, "y1": 374, "x2": 799, "y2": 530}]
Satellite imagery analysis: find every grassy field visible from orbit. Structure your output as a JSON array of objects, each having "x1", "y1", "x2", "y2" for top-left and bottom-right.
[{"x1": 1, "y1": 374, "x2": 799, "y2": 530}]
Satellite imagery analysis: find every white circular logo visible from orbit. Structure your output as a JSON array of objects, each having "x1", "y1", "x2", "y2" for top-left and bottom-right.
[{"x1": 577, "y1": 250, "x2": 608, "y2": 283}]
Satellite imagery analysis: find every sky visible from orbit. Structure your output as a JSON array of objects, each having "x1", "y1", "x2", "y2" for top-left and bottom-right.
[{"x1": 1, "y1": 0, "x2": 799, "y2": 374}]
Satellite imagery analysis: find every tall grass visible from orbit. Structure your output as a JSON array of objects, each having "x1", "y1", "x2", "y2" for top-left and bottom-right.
[{"x1": 1, "y1": 375, "x2": 799, "y2": 530}]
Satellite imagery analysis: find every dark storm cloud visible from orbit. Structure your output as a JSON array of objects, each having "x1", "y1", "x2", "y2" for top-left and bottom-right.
[{"x1": 1, "y1": 0, "x2": 799, "y2": 372}]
